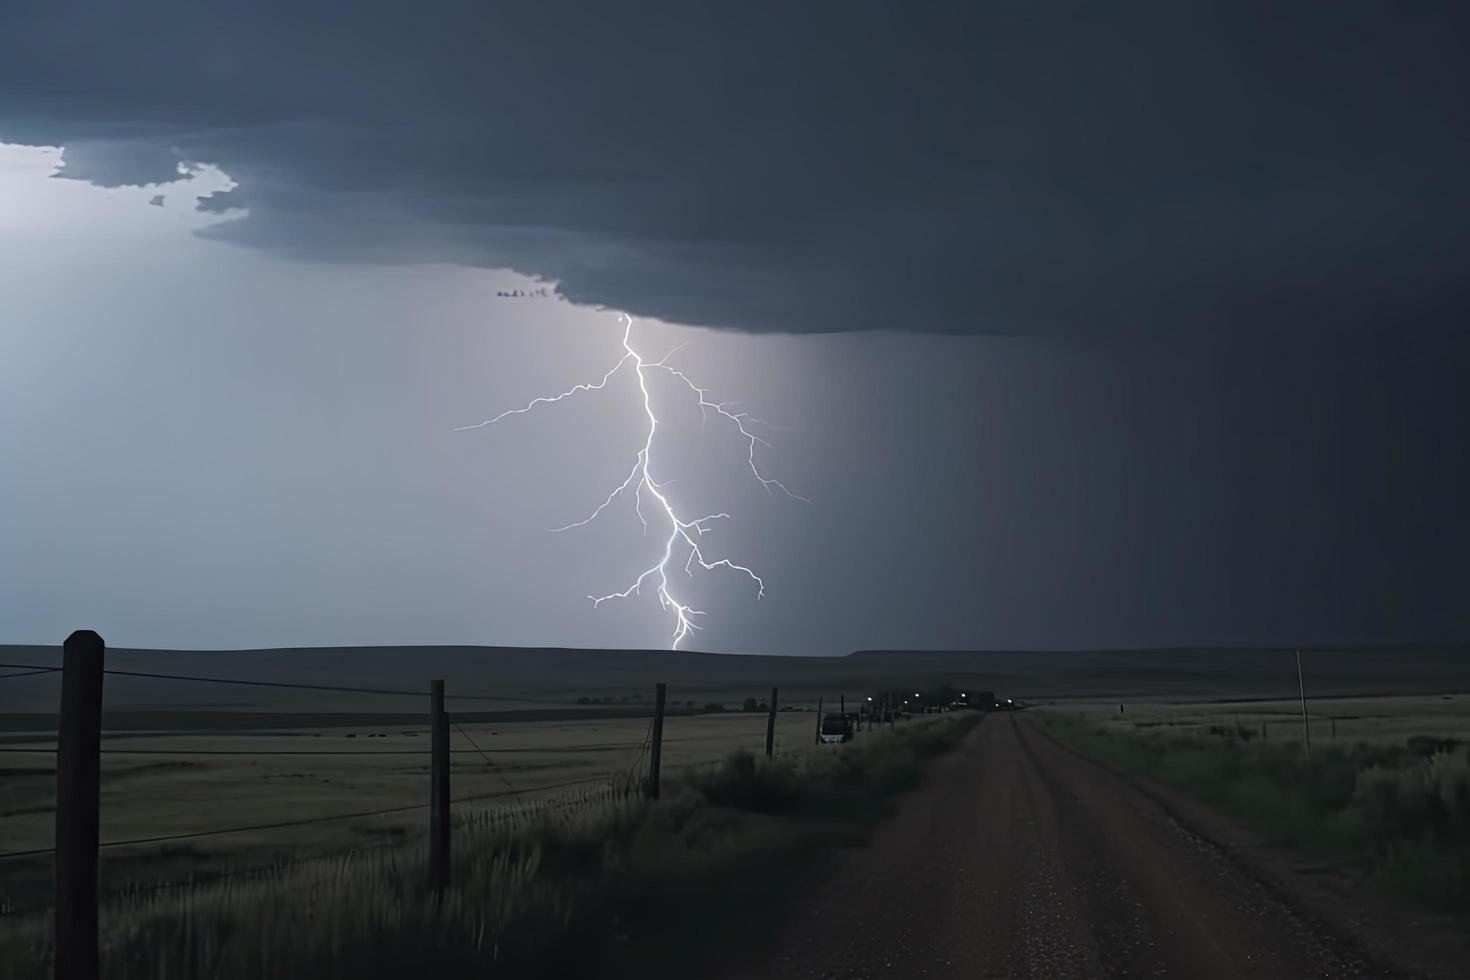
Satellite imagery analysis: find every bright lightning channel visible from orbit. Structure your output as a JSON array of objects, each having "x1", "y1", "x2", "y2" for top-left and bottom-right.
[{"x1": 456, "y1": 313, "x2": 805, "y2": 649}]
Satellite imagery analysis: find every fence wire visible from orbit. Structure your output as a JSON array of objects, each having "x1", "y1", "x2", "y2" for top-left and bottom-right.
[
  {"x1": 0, "y1": 661, "x2": 578, "y2": 705},
  {"x1": 0, "y1": 773, "x2": 620, "y2": 864},
  {"x1": 0, "y1": 652, "x2": 788, "y2": 922}
]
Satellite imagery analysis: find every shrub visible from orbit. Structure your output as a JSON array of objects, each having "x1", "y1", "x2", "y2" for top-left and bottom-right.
[
  {"x1": 1038, "y1": 713, "x2": 1470, "y2": 914},
  {"x1": 685, "y1": 750, "x2": 801, "y2": 814},
  {"x1": 1407, "y1": 735, "x2": 1459, "y2": 757}
]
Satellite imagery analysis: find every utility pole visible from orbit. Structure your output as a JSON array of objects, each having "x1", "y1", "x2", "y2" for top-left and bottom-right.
[
  {"x1": 1296, "y1": 649, "x2": 1311, "y2": 755},
  {"x1": 814, "y1": 697, "x2": 823, "y2": 744}
]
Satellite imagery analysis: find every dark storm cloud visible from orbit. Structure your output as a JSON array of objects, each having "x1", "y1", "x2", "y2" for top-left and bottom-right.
[
  {"x1": 2, "y1": 2, "x2": 1467, "y2": 335},
  {"x1": 195, "y1": 188, "x2": 245, "y2": 214},
  {"x1": 52, "y1": 140, "x2": 185, "y2": 188}
]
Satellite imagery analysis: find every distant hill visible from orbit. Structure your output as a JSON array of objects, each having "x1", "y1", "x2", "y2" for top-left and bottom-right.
[{"x1": 2, "y1": 643, "x2": 1466, "y2": 725}]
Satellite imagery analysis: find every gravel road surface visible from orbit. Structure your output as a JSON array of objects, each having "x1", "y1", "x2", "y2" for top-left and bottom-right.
[{"x1": 721, "y1": 715, "x2": 1440, "y2": 980}]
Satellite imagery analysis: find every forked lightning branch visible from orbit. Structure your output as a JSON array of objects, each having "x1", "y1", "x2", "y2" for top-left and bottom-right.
[{"x1": 457, "y1": 314, "x2": 805, "y2": 648}]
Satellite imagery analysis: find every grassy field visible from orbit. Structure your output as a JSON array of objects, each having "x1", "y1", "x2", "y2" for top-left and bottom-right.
[
  {"x1": 0, "y1": 713, "x2": 977, "y2": 980},
  {"x1": 1037, "y1": 694, "x2": 1470, "y2": 914},
  {"x1": 0, "y1": 710, "x2": 829, "y2": 916},
  {"x1": 5, "y1": 643, "x2": 1467, "y2": 720},
  {"x1": 1062, "y1": 692, "x2": 1470, "y2": 745}
]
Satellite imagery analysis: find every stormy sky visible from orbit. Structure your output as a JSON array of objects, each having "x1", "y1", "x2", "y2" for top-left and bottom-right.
[{"x1": 2, "y1": 3, "x2": 1467, "y2": 653}]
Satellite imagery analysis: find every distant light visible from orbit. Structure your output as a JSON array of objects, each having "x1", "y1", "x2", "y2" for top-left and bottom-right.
[
  {"x1": 866, "y1": 696, "x2": 873, "y2": 701},
  {"x1": 961, "y1": 693, "x2": 967, "y2": 697},
  {"x1": 914, "y1": 693, "x2": 920, "y2": 698}
]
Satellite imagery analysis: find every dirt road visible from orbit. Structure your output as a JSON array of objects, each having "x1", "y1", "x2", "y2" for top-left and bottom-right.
[{"x1": 722, "y1": 715, "x2": 1446, "y2": 980}]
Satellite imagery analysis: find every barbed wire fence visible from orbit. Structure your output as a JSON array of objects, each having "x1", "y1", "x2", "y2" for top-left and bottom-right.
[{"x1": 0, "y1": 636, "x2": 834, "y2": 940}]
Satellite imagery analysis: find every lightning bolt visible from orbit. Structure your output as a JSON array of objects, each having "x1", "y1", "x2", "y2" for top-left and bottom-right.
[{"x1": 457, "y1": 313, "x2": 804, "y2": 648}]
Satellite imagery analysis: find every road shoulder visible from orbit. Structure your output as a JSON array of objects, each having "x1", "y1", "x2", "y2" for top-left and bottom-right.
[{"x1": 1026, "y1": 717, "x2": 1469, "y2": 980}]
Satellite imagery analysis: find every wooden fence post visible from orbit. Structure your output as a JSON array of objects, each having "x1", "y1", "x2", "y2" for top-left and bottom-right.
[
  {"x1": 430, "y1": 679, "x2": 449, "y2": 891},
  {"x1": 55, "y1": 629, "x2": 104, "y2": 980},
  {"x1": 765, "y1": 687, "x2": 778, "y2": 758},
  {"x1": 647, "y1": 683, "x2": 667, "y2": 799},
  {"x1": 814, "y1": 697, "x2": 823, "y2": 744}
]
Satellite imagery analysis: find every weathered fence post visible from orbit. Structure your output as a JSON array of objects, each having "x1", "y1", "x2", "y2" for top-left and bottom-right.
[
  {"x1": 430, "y1": 679, "x2": 449, "y2": 891},
  {"x1": 765, "y1": 687, "x2": 778, "y2": 758},
  {"x1": 647, "y1": 683, "x2": 667, "y2": 799},
  {"x1": 814, "y1": 697, "x2": 823, "y2": 744},
  {"x1": 55, "y1": 629, "x2": 104, "y2": 980}
]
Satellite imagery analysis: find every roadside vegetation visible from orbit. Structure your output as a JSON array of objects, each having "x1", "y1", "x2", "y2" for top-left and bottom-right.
[
  {"x1": 1038, "y1": 710, "x2": 1470, "y2": 914},
  {"x1": 0, "y1": 714, "x2": 977, "y2": 980}
]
